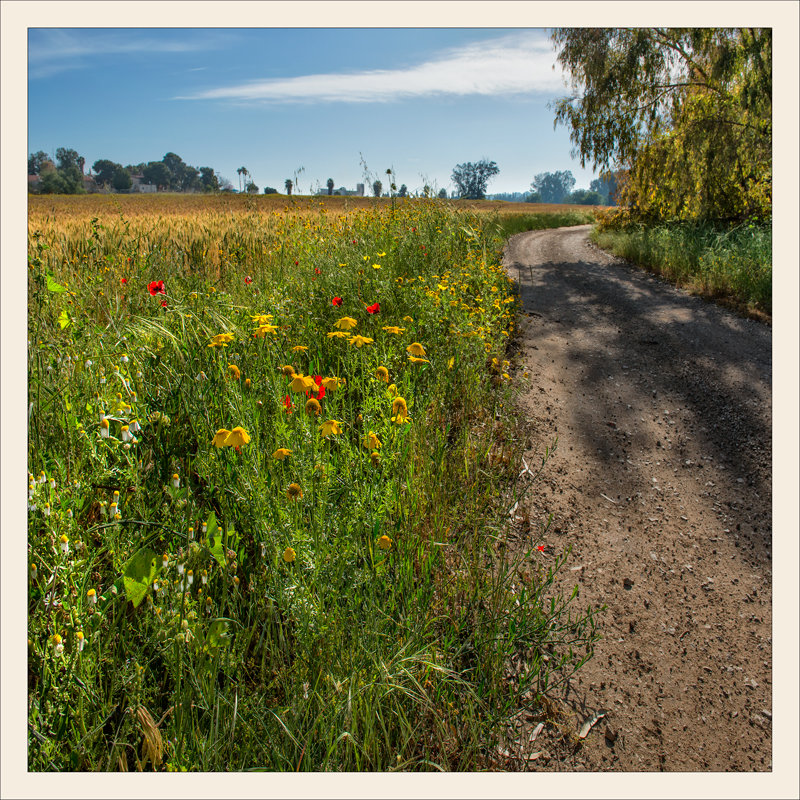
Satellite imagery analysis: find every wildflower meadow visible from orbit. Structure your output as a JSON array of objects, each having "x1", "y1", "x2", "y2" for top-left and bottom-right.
[{"x1": 27, "y1": 194, "x2": 600, "y2": 771}]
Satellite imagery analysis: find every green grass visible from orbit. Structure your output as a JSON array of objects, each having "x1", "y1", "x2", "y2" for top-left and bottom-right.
[
  {"x1": 591, "y1": 220, "x2": 772, "y2": 316},
  {"x1": 27, "y1": 198, "x2": 601, "y2": 771},
  {"x1": 492, "y1": 209, "x2": 598, "y2": 239}
]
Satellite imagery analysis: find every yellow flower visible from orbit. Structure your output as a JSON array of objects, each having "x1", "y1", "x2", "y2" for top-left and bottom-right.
[
  {"x1": 289, "y1": 373, "x2": 316, "y2": 393},
  {"x1": 363, "y1": 431, "x2": 382, "y2": 450},
  {"x1": 402, "y1": 316, "x2": 414, "y2": 323},
  {"x1": 318, "y1": 419, "x2": 342, "y2": 437},
  {"x1": 280, "y1": 364, "x2": 296, "y2": 377},
  {"x1": 272, "y1": 448, "x2": 292, "y2": 460},
  {"x1": 391, "y1": 397, "x2": 410, "y2": 424},
  {"x1": 386, "y1": 383, "x2": 398, "y2": 398},
  {"x1": 370, "y1": 451, "x2": 381, "y2": 467},
  {"x1": 305, "y1": 398, "x2": 322, "y2": 416},
  {"x1": 286, "y1": 483, "x2": 303, "y2": 501},
  {"x1": 253, "y1": 324, "x2": 278, "y2": 338},
  {"x1": 251, "y1": 314, "x2": 274, "y2": 325},
  {"x1": 372, "y1": 263, "x2": 381, "y2": 270},
  {"x1": 224, "y1": 427, "x2": 251, "y2": 447},
  {"x1": 228, "y1": 364, "x2": 241, "y2": 380},
  {"x1": 375, "y1": 366, "x2": 389, "y2": 383},
  {"x1": 334, "y1": 316, "x2": 358, "y2": 330},
  {"x1": 406, "y1": 342, "x2": 426, "y2": 358},
  {"x1": 382, "y1": 326, "x2": 405, "y2": 335},
  {"x1": 349, "y1": 334, "x2": 373, "y2": 348},
  {"x1": 244, "y1": 378, "x2": 251, "y2": 389},
  {"x1": 291, "y1": 345, "x2": 309, "y2": 353},
  {"x1": 212, "y1": 429, "x2": 231, "y2": 447},
  {"x1": 447, "y1": 357, "x2": 455, "y2": 370},
  {"x1": 378, "y1": 535, "x2": 393, "y2": 550},
  {"x1": 408, "y1": 356, "x2": 430, "y2": 365},
  {"x1": 208, "y1": 333, "x2": 234, "y2": 348},
  {"x1": 327, "y1": 330, "x2": 351, "y2": 339},
  {"x1": 321, "y1": 376, "x2": 343, "y2": 391},
  {"x1": 283, "y1": 547, "x2": 296, "y2": 563}
]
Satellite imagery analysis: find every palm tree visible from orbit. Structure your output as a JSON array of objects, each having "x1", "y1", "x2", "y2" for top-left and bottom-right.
[
  {"x1": 236, "y1": 166, "x2": 249, "y2": 193},
  {"x1": 284, "y1": 179, "x2": 293, "y2": 196}
]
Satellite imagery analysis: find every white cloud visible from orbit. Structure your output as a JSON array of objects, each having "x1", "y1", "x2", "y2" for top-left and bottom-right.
[
  {"x1": 28, "y1": 29, "x2": 220, "y2": 78},
  {"x1": 178, "y1": 31, "x2": 567, "y2": 104}
]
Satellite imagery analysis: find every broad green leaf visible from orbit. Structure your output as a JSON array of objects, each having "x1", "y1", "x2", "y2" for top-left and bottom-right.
[
  {"x1": 47, "y1": 274, "x2": 66, "y2": 293},
  {"x1": 122, "y1": 547, "x2": 159, "y2": 608},
  {"x1": 205, "y1": 618, "x2": 234, "y2": 651},
  {"x1": 58, "y1": 310, "x2": 71, "y2": 329}
]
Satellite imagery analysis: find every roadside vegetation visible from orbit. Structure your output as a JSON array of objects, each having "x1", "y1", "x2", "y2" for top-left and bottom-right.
[
  {"x1": 27, "y1": 195, "x2": 600, "y2": 771},
  {"x1": 591, "y1": 216, "x2": 771, "y2": 317}
]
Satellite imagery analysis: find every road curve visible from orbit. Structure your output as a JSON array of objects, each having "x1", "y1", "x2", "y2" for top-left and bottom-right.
[{"x1": 504, "y1": 225, "x2": 772, "y2": 771}]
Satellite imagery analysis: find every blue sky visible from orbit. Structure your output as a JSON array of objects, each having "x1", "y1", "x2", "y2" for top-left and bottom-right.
[{"x1": 28, "y1": 27, "x2": 601, "y2": 195}]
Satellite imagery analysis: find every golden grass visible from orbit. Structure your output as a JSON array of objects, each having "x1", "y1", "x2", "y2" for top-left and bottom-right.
[{"x1": 28, "y1": 192, "x2": 608, "y2": 224}]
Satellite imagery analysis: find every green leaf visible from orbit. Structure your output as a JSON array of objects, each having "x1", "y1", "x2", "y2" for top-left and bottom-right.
[
  {"x1": 204, "y1": 512, "x2": 240, "y2": 567},
  {"x1": 47, "y1": 274, "x2": 66, "y2": 293},
  {"x1": 58, "y1": 310, "x2": 71, "y2": 329},
  {"x1": 122, "y1": 547, "x2": 159, "y2": 608},
  {"x1": 205, "y1": 618, "x2": 235, "y2": 651}
]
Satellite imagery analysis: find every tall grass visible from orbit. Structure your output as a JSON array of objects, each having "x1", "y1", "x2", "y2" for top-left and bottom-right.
[
  {"x1": 27, "y1": 196, "x2": 600, "y2": 771},
  {"x1": 591, "y1": 221, "x2": 772, "y2": 316},
  {"x1": 492, "y1": 209, "x2": 598, "y2": 239}
]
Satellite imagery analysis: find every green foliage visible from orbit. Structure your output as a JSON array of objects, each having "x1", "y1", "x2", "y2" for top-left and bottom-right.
[
  {"x1": 566, "y1": 189, "x2": 604, "y2": 206},
  {"x1": 451, "y1": 160, "x2": 500, "y2": 200},
  {"x1": 111, "y1": 168, "x2": 132, "y2": 193},
  {"x1": 592, "y1": 219, "x2": 771, "y2": 313},
  {"x1": 28, "y1": 151, "x2": 52, "y2": 175},
  {"x1": 27, "y1": 199, "x2": 601, "y2": 771},
  {"x1": 123, "y1": 547, "x2": 160, "y2": 608},
  {"x1": 552, "y1": 28, "x2": 772, "y2": 222},
  {"x1": 531, "y1": 170, "x2": 576, "y2": 203},
  {"x1": 492, "y1": 209, "x2": 597, "y2": 238}
]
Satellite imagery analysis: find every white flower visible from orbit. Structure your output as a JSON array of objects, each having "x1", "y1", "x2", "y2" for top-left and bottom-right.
[{"x1": 85, "y1": 359, "x2": 93, "y2": 368}]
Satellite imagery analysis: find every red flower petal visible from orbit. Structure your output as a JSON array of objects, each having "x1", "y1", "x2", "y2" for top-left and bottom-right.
[
  {"x1": 366, "y1": 302, "x2": 380, "y2": 315},
  {"x1": 332, "y1": 296, "x2": 343, "y2": 306}
]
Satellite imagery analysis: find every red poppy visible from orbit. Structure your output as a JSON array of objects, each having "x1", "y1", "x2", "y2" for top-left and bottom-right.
[
  {"x1": 161, "y1": 299, "x2": 168, "y2": 308},
  {"x1": 148, "y1": 280, "x2": 166, "y2": 296},
  {"x1": 366, "y1": 302, "x2": 380, "y2": 315},
  {"x1": 283, "y1": 395, "x2": 293, "y2": 414},
  {"x1": 120, "y1": 277, "x2": 128, "y2": 285},
  {"x1": 536, "y1": 545, "x2": 545, "y2": 552},
  {"x1": 294, "y1": 260, "x2": 299, "y2": 266},
  {"x1": 332, "y1": 296, "x2": 343, "y2": 307},
  {"x1": 352, "y1": 239, "x2": 357, "y2": 244},
  {"x1": 314, "y1": 268, "x2": 321, "y2": 275},
  {"x1": 245, "y1": 275, "x2": 253, "y2": 284},
  {"x1": 306, "y1": 375, "x2": 325, "y2": 401}
]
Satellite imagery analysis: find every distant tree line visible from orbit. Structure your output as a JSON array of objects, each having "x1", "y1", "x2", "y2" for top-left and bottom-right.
[{"x1": 28, "y1": 148, "x2": 225, "y2": 194}]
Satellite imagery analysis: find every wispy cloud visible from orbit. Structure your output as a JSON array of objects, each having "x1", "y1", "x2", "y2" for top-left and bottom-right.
[
  {"x1": 177, "y1": 31, "x2": 565, "y2": 104},
  {"x1": 28, "y1": 29, "x2": 222, "y2": 78}
]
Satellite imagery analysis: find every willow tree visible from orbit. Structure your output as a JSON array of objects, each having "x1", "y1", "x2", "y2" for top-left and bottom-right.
[{"x1": 551, "y1": 28, "x2": 772, "y2": 222}]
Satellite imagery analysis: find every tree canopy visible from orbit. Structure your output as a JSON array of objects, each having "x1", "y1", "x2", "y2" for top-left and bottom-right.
[
  {"x1": 450, "y1": 160, "x2": 500, "y2": 200},
  {"x1": 531, "y1": 170, "x2": 576, "y2": 203},
  {"x1": 551, "y1": 28, "x2": 772, "y2": 222}
]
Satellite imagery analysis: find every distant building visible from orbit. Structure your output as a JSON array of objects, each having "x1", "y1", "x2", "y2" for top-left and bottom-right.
[{"x1": 130, "y1": 174, "x2": 158, "y2": 193}]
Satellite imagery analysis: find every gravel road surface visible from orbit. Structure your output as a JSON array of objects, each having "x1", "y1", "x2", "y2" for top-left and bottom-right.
[{"x1": 503, "y1": 224, "x2": 772, "y2": 771}]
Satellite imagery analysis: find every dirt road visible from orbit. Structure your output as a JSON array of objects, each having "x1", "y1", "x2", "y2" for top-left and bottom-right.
[{"x1": 503, "y1": 225, "x2": 772, "y2": 771}]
